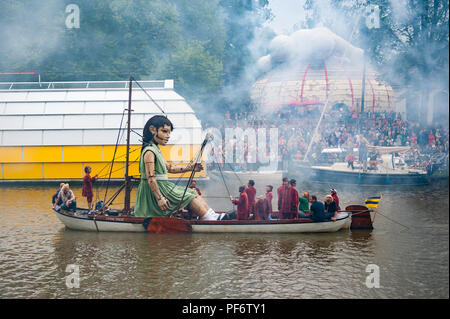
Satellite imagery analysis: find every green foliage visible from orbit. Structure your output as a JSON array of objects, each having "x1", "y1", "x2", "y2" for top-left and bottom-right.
[
  {"x1": 0, "y1": 0, "x2": 270, "y2": 115},
  {"x1": 169, "y1": 41, "x2": 224, "y2": 99},
  {"x1": 303, "y1": 0, "x2": 449, "y2": 89}
]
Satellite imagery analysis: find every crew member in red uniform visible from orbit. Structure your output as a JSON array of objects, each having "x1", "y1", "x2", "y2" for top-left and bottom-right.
[
  {"x1": 244, "y1": 180, "x2": 256, "y2": 218},
  {"x1": 277, "y1": 177, "x2": 291, "y2": 219},
  {"x1": 231, "y1": 185, "x2": 249, "y2": 220},
  {"x1": 82, "y1": 166, "x2": 97, "y2": 211},
  {"x1": 289, "y1": 179, "x2": 299, "y2": 219},
  {"x1": 255, "y1": 196, "x2": 269, "y2": 220},
  {"x1": 330, "y1": 189, "x2": 341, "y2": 211},
  {"x1": 265, "y1": 185, "x2": 273, "y2": 218}
]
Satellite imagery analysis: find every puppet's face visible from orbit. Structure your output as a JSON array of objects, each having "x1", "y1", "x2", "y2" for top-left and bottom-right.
[{"x1": 150, "y1": 124, "x2": 171, "y2": 145}]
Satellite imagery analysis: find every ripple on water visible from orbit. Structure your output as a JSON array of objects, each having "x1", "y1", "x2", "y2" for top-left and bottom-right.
[{"x1": 0, "y1": 184, "x2": 448, "y2": 298}]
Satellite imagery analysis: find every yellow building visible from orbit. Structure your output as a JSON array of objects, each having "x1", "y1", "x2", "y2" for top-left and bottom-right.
[{"x1": 0, "y1": 80, "x2": 205, "y2": 181}]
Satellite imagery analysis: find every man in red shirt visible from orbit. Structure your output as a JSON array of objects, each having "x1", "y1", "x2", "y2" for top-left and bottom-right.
[
  {"x1": 231, "y1": 186, "x2": 249, "y2": 220},
  {"x1": 330, "y1": 189, "x2": 341, "y2": 211},
  {"x1": 265, "y1": 185, "x2": 273, "y2": 217},
  {"x1": 244, "y1": 180, "x2": 256, "y2": 218},
  {"x1": 255, "y1": 196, "x2": 268, "y2": 220},
  {"x1": 277, "y1": 177, "x2": 289, "y2": 201},
  {"x1": 277, "y1": 177, "x2": 291, "y2": 219},
  {"x1": 289, "y1": 179, "x2": 299, "y2": 219},
  {"x1": 347, "y1": 153, "x2": 355, "y2": 170},
  {"x1": 428, "y1": 132, "x2": 436, "y2": 146},
  {"x1": 82, "y1": 166, "x2": 97, "y2": 211}
]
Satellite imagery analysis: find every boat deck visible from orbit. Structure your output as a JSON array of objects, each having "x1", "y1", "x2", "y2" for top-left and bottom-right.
[{"x1": 312, "y1": 162, "x2": 426, "y2": 175}]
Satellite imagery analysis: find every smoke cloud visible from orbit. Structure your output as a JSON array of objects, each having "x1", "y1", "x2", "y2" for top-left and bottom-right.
[{"x1": 257, "y1": 27, "x2": 364, "y2": 73}]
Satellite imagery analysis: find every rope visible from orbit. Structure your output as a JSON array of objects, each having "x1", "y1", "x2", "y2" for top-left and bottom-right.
[
  {"x1": 170, "y1": 135, "x2": 211, "y2": 215},
  {"x1": 103, "y1": 109, "x2": 127, "y2": 203},
  {"x1": 132, "y1": 79, "x2": 166, "y2": 115},
  {"x1": 209, "y1": 138, "x2": 243, "y2": 186},
  {"x1": 215, "y1": 150, "x2": 232, "y2": 199},
  {"x1": 371, "y1": 211, "x2": 410, "y2": 230}
]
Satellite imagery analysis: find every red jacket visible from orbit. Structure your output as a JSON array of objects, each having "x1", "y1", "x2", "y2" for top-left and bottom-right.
[
  {"x1": 278, "y1": 185, "x2": 292, "y2": 213},
  {"x1": 255, "y1": 198, "x2": 269, "y2": 220},
  {"x1": 290, "y1": 187, "x2": 299, "y2": 214},
  {"x1": 82, "y1": 174, "x2": 97, "y2": 198},
  {"x1": 244, "y1": 186, "x2": 256, "y2": 213},
  {"x1": 244, "y1": 186, "x2": 256, "y2": 204},
  {"x1": 265, "y1": 191, "x2": 273, "y2": 214},
  {"x1": 332, "y1": 193, "x2": 341, "y2": 211},
  {"x1": 232, "y1": 192, "x2": 249, "y2": 220}
]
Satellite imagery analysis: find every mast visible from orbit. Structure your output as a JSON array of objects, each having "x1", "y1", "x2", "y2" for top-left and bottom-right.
[
  {"x1": 302, "y1": 100, "x2": 329, "y2": 162},
  {"x1": 123, "y1": 76, "x2": 133, "y2": 215},
  {"x1": 360, "y1": 51, "x2": 366, "y2": 115}
]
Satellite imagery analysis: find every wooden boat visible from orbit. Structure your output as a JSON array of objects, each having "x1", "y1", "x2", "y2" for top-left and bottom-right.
[
  {"x1": 54, "y1": 208, "x2": 351, "y2": 233},
  {"x1": 289, "y1": 149, "x2": 430, "y2": 186},
  {"x1": 53, "y1": 76, "x2": 369, "y2": 234}
]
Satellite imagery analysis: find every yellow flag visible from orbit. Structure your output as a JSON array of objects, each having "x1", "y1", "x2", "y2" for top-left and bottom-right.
[{"x1": 365, "y1": 196, "x2": 381, "y2": 208}]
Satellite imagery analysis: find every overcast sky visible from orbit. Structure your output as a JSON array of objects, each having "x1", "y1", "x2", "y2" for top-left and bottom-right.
[{"x1": 266, "y1": 0, "x2": 306, "y2": 34}]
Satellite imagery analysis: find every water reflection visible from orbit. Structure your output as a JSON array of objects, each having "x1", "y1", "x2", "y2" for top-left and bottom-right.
[{"x1": 0, "y1": 182, "x2": 448, "y2": 298}]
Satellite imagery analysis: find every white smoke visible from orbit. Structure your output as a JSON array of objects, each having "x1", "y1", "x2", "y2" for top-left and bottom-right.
[{"x1": 257, "y1": 27, "x2": 364, "y2": 72}]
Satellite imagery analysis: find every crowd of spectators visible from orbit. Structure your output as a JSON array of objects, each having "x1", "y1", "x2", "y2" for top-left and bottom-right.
[{"x1": 203, "y1": 105, "x2": 449, "y2": 174}]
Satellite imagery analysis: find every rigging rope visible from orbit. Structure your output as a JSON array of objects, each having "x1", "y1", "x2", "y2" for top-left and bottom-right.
[
  {"x1": 103, "y1": 109, "x2": 127, "y2": 203},
  {"x1": 132, "y1": 79, "x2": 166, "y2": 115},
  {"x1": 169, "y1": 134, "x2": 211, "y2": 215}
]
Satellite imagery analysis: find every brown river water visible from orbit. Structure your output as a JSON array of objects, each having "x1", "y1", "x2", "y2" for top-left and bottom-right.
[{"x1": 0, "y1": 173, "x2": 448, "y2": 299}]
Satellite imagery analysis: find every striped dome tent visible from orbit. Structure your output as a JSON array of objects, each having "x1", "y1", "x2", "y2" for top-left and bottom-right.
[{"x1": 250, "y1": 59, "x2": 395, "y2": 114}]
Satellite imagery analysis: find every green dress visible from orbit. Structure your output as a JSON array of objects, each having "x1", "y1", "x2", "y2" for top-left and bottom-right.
[{"x1": 134, "y1": 143, "x2": 197, "y2": 217}]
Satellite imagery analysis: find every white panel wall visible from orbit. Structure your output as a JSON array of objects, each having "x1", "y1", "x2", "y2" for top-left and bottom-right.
[
  {"x1": 0, "y1": 92, "x2": 28, "y2": 101},
  {"x1": 24, "y1": 115, "x2": 63, "y2": 129},
  {"x1": 66, "y1": 90, "x2": 107, "y2": 100},
  {"x1": 4, "y1": 102, "x2": 45, "y2": 114},
  {"x1": 2, "y1": 130, "x2": 43, "y2": 145},
  {"x1": 0, "y1": 116, "x2": 23, "y2": 129},
  {"x1": 104, "y1": 90, "x2": 129, "y2": 100},
  {"x1": 83, "y1": 129, "x2": 120, "y2": 145},
  {"x1": 43, "y1": 130, "x2": 83, "y2": 145},
  {"x1": 0, "y1": 85, "x2": 204, "y2": 147},
  {"x1": 129, "y1": 101, "x2": 165, "y2": 114},
  {"x1": 27, "y1": 91, "x2": 67, "y2": 101},
  {"x1": 63, "y1": 115, "x2": 100, "y2": 129},
  {"x1": 83, "y1": 101, "x2": 124, "y2": 114},
  {"x1": 45, "y1": 102, "x2": 85, "y2": 114},
  {"x1": 163, "y1": 100, "x2": 194, "y2": 113}
]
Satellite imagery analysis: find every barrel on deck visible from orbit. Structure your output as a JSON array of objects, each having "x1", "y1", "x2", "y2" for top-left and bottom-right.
[{"x1": 346, "y1": 205, "x2": 373, "y2": 230}]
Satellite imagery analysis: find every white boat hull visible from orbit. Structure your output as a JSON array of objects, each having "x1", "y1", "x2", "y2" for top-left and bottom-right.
[
  {"x1": 192, "y1": 213, "x2": 349, "y2": 233},
  {"x1": 55, "y1": 210, "x2": 146, "y2": 232},
  {"x1": 55, "y1": 210, "x2": 350, "y2": 233}
]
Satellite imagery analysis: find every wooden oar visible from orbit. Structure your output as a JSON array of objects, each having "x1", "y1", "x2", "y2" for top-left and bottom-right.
[{"x1": 144, "y1": 216, "x2": 192, "y2": 233}]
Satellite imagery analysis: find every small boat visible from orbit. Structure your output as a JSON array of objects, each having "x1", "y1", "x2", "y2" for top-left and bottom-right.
[
  {"x1": 54, "y1": 208, "x2": 351, "y2": 233},
  {"x1": 53, "y1": 77, "x2": 370, "y2": 234},
  {"x1": 290, "y1": 147, "x2": 430, "y2": 185}
]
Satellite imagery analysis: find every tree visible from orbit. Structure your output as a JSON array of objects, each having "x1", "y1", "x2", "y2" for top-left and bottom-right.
[
  {"x1": 0, "y1": 0, "x2": 271, "y2": 118},
  {"x1": 301, "y1": 0, "x2": 449, "y2": 123}
]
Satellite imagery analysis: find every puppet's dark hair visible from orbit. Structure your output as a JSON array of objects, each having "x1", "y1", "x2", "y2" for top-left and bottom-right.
[{"x1": 142, "y1": 115, "x2": 173, "y2": 152}]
